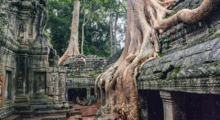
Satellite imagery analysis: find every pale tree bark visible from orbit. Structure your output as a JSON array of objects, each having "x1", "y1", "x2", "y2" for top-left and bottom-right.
[
  {"x1": 114, "y1": 11, "x2": 119, "y2": 54},
  {"x1": 81, "y1": 0, "x2": 92, "y2": 54},
  {"x1": 110, "y1": 4, "x2": 113, "y2": 57},
  {"x1": 59, "y1": 1, "x2": 80, "y2": 66},
  {"x1": 95, "y1": 0, "x2": 220, "y2": 119}
]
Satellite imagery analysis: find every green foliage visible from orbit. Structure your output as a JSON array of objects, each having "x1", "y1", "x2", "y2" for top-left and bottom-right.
[
  {"x1": 158, "y1": 53, "x2": 164, "y2": 57},
  {"x1": 211, "y1": 62, "x2": 218, "y2": 67},
  {"x1": 75, "y1": 83, "x2": 82, "y2": 86},
  {"x1": 46, "y1": 0, "x2": 119, "y2": 57},
  {"x1": 174, "y1": 66, "x2": 181, "y2": 74},
  {"x1": 43, "y1": 31, "x2": 52, "y2": 42},
  {"x1": 165, "y1": 15, "x2": 171, "y2": 19},
  {"x1": 89, "y1": 71, "x2": 96, "y2": 76},
  {"x1": 159, "y1": 39, "x2": 168, "y2": 42},
  {"x1": 164, "y1": 10, "x2": 178, "y2": 19},
  {"x1": 160, "y1": 38, "x2": 172, "y2": 49}
]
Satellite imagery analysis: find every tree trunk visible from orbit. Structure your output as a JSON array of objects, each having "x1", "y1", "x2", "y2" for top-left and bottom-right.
[
  {"x1": 59, "y1": 1, "x2": 80, "y2": 66},
  {"x1": 95, "y1": 0, "x2": 220, "y2": 119},
  {"x1": 110, "y1": 4, "x2": 113, "y2": 57},
  {"x1": 81, "y1": 0, "x2": 92, "y2": 55},
  {"x1": 82, "y1": 2, "x2": 85, "y2": 55},
  {"x1": 82, "y1": 24, "x2": 84, "y2": 54},
  {"x1": 114, "y1": 12, "x2": 118, "y2": 54}
]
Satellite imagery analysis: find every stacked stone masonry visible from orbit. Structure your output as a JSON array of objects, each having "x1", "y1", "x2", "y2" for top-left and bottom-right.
[
  {"x1": 64, "y1": 55, "x2": 106, "y2": 103},
  {"x1": 0, "y1": 0, "x2": 69, "y2": 119}
]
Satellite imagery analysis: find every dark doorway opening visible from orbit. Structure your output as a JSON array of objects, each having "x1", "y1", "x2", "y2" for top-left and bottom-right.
[
  {"x1": 138, "y1": 90, "x2": 164, "y2": 120},
  {"x1": 91, "y1": 88, "x2": 95, "y2": 96},
  {"x1": 68, "y1": 88, "x2": 87, "y2": 102},
  {"x1": 6, "y1": 71, "x2": 12, "y2": 100},
  {"x1": 186, "y1": 93, "x2": 220, "y2": 120}
]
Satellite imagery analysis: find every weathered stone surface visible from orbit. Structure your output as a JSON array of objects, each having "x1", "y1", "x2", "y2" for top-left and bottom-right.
[
  {"x1": 138, "y1": 37, "x2": 220, "y2": 94},
  {"x1": 65, "y1": 55, "x2": 106, "y2": 103},
  {"x1": 0, "y1": 0, "x2": 68, "y2": 119}
]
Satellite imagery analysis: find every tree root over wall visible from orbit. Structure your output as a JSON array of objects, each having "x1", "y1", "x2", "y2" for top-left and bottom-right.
[{"x1": 95, "y1": 0, "x2": 219, "y2": 119}]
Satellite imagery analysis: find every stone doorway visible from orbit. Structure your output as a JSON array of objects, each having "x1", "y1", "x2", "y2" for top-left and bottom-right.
[
  {"x1": 68, "y1": 88, "x2": 87, "y2": 102},
  {"x1": 5, "y1": 71, "x2": 12, "y2": 100},
  {"x1": 34, "y1": 73, "x2": 46, "y2": 94},
  {"x1": 138, "y1": 90, "x2": 164, "y2": 120}
]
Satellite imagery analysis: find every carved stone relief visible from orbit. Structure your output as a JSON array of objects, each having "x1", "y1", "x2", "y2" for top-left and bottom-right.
[{"x1": 34, "y1": 72, "x2": 46, "y2": 94}]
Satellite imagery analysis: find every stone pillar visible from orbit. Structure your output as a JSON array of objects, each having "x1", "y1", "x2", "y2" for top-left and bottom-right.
[
  {"x1": 65, "y1": 89, "x2": 68, "y2": 101},
  {"x1": 86, "y1": 87, "x2": 91, "y2": 100},
  {"x1": 59, "y1": 73, "x2": 66, "y2": 101},
  {"x1": 160, "y1": 91, "x2": 186, "y2": 120}
]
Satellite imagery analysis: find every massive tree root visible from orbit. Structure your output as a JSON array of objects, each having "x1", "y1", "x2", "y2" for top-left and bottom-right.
[{"x1": 95, "y1": 0, "x2": 219, "y2": 119}]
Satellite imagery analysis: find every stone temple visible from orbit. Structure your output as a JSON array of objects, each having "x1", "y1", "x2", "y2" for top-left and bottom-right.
[{"x1": 0, "y1": 0, "x2": 220, "y2": 120}]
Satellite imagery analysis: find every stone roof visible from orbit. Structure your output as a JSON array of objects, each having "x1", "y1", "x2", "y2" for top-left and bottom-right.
[
  {"x1": 138, "y1": 38, "x2": 220, "y2": 94},
  {"x1": 139, "y1": 37, "x2": 220, "y2": 80}
]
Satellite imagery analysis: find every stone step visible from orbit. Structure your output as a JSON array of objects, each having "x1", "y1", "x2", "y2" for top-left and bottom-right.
[
  {"x1": 15, "y1": 110, "x2": 34, "y2": 118},
  {"x1": 100, "y1": 113, "x2": 120, "y2": 120},
  {"x1": 15, "y1": 95, "x2": 28, "y2": 99},
  {"x1": 75, "y1": 115, "x2": 82, "y2": 120},
  {"x1": 24, "y1": 115, "x2": 66, "y2": 120},
  {"x1": 31, "y1": 95, "x2": 48, "y2": 99},
  {"x1": 29, "y1": 104, "x2": 54, "y2": 110},
  {"x1": 14, "y1": 103, "x2": 30, "y2": 111},
  {"x1": 34, "y1": 109, "x2": 69, "y2": 117},
  {"x1": 81, "y1": 107, "x2": 98, "y2": 117},
  {"x1": 14, "y1": 96, "x2": 28, "y2": 103},
  {"x1": 69, "y1": 108, "x2": 81, "y2": 116},
  {"x1": 3, "y1": 115, "x2": 20, "y2": 120},
  {"x1": 14, "y1": 100, "x2": 28, "y2": 103}
]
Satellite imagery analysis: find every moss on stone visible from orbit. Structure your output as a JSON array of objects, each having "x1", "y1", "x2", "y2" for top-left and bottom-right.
[
  {"x1": 211, "y1": 62, "x2": 218, "y2": 67},
  {"x1": 157, "y1": 73, "x2": 164, "y2": 79},
  {"x1": 89, "y1": 71, "x2": 96, "y2": 76},
  {"x1": 174, "y1": 66, "x2": 181, "y2": 74}
]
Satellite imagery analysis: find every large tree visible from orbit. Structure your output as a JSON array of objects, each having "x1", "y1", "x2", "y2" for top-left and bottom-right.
[
  {"x1": 58, "y1": 0, "x2": 81, "y2": 66},
  {"x1": 58, "y1": 0, "x2": 110, "y2": 65},
  {"x1": 95, "y1": 0, "x2": 220, "y2": 119}
]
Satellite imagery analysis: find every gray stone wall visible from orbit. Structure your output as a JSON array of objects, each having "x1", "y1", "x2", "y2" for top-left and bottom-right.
[
  {"x1": 64, "y1": 55, "x2": 106, "y2": 77},
  {"x1": 64, "y1": 55, "x2": 106, "y2": 102},
  {"x1": 0, "y1": 0, "x2": 68, "y2": 118}
]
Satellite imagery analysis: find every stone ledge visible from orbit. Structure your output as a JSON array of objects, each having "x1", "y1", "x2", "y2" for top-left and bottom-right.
[
  {"x1": 138, "y1": 76, "x2": 220, "y2": 94},
  {"x1": 138, "y1": 37, "x2": 220, "y2": 93}
]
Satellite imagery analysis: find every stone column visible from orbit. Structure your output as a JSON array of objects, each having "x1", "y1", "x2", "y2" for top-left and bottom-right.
[
  {"x1": 160, "y1": 91, "x2": 186, "y2": 120},
  {"x1": 65, "y1": 89, "x2": 68, "y2": 101},
  {"x1": 86, "y1": 87, "x2": 91, "y2": 100}
]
